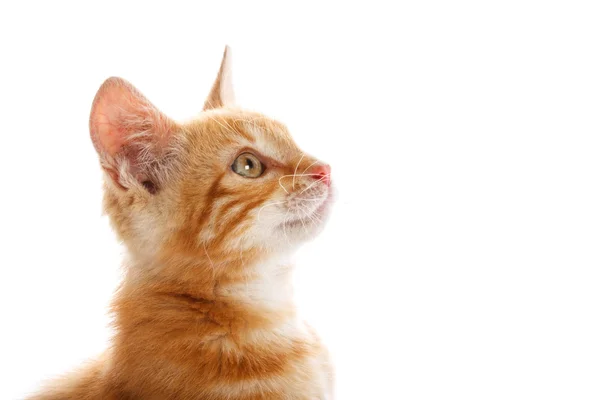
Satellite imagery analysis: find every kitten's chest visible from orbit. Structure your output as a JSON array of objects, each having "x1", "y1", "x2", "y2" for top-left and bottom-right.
[
  {"x1": 200, "y1": 323, "x2": 332, "y2": 399},
  {"x1": 116, "y1": 320, "x2": 333, "y2": 399}
]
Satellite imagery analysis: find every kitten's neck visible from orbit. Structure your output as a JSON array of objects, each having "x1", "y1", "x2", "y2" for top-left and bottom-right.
[
  {"x1": 216, "y1": 255, "x2": 295, "y2": 309},
  {"x1": 118, "y1": 251, "x2": 296, "y2": 321}
]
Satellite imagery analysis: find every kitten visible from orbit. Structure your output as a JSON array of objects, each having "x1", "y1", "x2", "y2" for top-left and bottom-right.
[{"x1": 28, "y1": 47, "x2": 334, "y2": 400}]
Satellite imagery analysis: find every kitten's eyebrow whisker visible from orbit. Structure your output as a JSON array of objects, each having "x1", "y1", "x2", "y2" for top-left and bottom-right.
[
  {"x1": 207, "y1": 115, "x2": 237, "y2": 137},
  {"x1": 219, "y1": 115, "x2": 238, "y2": 136},
  {"x1": 292, "y1": 153, "x2": 305, "y2": 190}
]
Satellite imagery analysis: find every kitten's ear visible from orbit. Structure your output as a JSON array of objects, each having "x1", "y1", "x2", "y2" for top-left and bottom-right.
[
  {"x1": 203, "y1": 46, "x2": 236, "y2": 110},
  {"x1": 89, "y1": 77, "x2": 177, "y2": 193}
]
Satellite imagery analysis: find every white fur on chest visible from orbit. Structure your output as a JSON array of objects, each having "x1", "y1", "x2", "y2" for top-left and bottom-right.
[{"x1": 220, "y1": 254, "x2": 295, "y2": 309}]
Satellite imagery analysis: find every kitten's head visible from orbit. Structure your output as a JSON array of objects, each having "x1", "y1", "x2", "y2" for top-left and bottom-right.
[{"x1": 89, "y1": 47, "x2": 332, "y2": 263}]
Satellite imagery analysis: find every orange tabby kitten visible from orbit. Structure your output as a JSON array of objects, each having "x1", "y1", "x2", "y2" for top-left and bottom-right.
[{"x1": 28, "y1": 47, "x2": 334, "y2": 400}]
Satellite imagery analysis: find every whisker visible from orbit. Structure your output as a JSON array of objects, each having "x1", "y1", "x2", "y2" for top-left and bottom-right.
[
  {"x1": 278, "y1": 176, "x2": 290, "y2": 194},
  {"x1": 292, "y1": 153, "x2": 305, "y2": 190},
  {"x1": 282, "y1": 209, "x2": 292, "y2": 245},
  {"x1": 298, "y1": 205, "x2": 309, "y2": 234},
  {"x1": 300, "y1": 175, "x2": 328, "y2": 194},
  {"x1": 310, "y1": 209, "x2": 324, "y2": 224},
  {"x1": 301, "y1": 160, "x2": 319, "y2": 176},
  {"x1": 303, "y1": 213, "x2": 318, "y2": 228},
  {"x1": 305, "y1": 206, "x2": 323, "y2": 231},
  {"x1": 278, "y1": 173, "x2": 317, "y2": 194},
  {"x1": 299, "y1": 204, "x2": 322, "y2": 229},
  {"x1": 299, "y1": 202, "x2": 321, "y2": 221},
  {"x1": 294, "y1": 197, "x2": 326, "y2": 202},
  {"x1": 280, "y1": 174, "x2": 316, "y2": 178},
  {"x1": 207, "y1": 115, "x2": 237, "y2": 137}
]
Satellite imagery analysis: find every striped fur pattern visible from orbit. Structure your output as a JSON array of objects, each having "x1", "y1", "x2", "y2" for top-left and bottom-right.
[{"x1": 28, "y1": 47, "x2": 334, "y2": 400}]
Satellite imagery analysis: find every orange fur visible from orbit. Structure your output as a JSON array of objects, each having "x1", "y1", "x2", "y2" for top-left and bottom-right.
[{"x1": 28, "y1": 47, "x2": 334, "y2": 399}]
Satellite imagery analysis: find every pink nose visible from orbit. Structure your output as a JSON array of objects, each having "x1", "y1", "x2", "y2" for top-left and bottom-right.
[{"x1": 309, "y1": 164, "x2": 332, "y2": 187}]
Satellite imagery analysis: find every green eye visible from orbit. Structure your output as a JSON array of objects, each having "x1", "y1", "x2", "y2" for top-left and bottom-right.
[{"x1": 232, "y1": 152, "x2": 264, "y2": 178}]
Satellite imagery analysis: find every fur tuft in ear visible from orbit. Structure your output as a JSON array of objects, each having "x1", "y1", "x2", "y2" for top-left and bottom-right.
[
  {"x1": 203, "y1": 45, "x2": 236, "y2": 110},
  {"x1": 89, "y1": 77, "x2": 177, "y2": 192}
]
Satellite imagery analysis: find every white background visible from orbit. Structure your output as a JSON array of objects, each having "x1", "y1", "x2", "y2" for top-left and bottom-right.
[{"x1": 1, "y1": 1, "x2": 599, "y2": 399}]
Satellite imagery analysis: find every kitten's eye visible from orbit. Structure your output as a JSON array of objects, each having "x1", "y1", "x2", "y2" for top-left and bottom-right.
[{"x1": 232, "y1": 153, "x2": 264, "y2": 178}]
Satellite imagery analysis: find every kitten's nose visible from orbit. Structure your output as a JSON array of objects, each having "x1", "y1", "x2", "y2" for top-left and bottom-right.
[{"x1": 309, "y1": 164, "x2": 332, "y2": 187}]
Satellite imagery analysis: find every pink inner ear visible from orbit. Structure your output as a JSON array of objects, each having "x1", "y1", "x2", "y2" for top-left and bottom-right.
[
  {"x1": 92, "y1": 109, "x2": 126, "y2": 156},
  {"x1": 90, "y1": 77, "x2": 167, "y2": 158},
  {"x1": 90, "y1": 79, "x2": 128, "y2": 157}
]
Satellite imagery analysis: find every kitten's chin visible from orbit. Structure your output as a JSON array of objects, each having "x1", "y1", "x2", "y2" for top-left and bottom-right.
[{"x1": 278, "y1": 192, "x2": 333, "y2": 242}]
